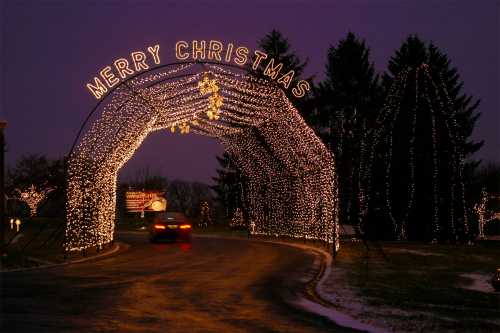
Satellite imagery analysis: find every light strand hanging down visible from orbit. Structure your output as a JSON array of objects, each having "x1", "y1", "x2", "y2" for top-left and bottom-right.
[{"x1": 359, "y1": 64, "x2": 468, "y2": 242}]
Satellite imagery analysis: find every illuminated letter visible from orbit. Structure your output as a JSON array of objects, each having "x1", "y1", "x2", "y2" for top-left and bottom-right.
[
  {"x1": 292, "y1": 80, "x2": 311, "y2": 98},
  {"x1": 234, "y1": 46, "x2": 248, "y2": 66},
  {"x1": 252, "y1": 50, "x2": 268, "y2": 70},
  {"x1": 225, "y1": 43, "x2": 234, "y2": 63},
  {"x1": 277, "y1": 70, "x2": 295, "y2": 89},
  {"x1": 192, "y1": 40, "x2": 206, "y2": 60},
  {"x1": 263, "y1": 58, "x2": 283, "y2": 80},
  {"x1": 100, "y1": 66, "x2": 120, "y2": 88},
  {"x1": 208, "y1": 40, "x2": 223, "y2": 61},
  {"x1": 86, "y1": 77, "x2": 108, "y2": 99},
  {"x1": 114, "y1": 58, "x2": 134, "y2": 79},
  {"x1": 175, "y1": 41, "x2": 189, "y2": 60},
  {"x1": 147, "y1": 44, "x2": 161, "y2": 64},
  {"x1": 131, "y1": 51, "x2": 149, "y2": 71}
]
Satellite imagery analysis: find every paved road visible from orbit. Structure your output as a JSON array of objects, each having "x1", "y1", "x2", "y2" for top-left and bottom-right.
[{"x1": 1, "y1": 232, "x2": 350, "y2": 333}]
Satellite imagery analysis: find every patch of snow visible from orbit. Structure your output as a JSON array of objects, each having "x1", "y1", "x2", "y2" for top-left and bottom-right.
[
  {"x1": 389, "y1": 249, "x2": 445, "y2": 257},
  {"x1": 10, "y1": 233, "x2": 24, "y2": 244},
  {"x1": 275, "y1": 241, "x2": 395, "y2": 332},
  {"x1": 293, "y1": 297, "x2": 390, "y2": 333}
]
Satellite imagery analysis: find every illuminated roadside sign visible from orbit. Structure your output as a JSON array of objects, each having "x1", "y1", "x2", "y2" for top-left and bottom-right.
[{"x1": 125, "y1": 191, "x2": 167, "y2": 213}]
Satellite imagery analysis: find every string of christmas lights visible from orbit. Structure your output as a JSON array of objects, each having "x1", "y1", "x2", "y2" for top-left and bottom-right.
[
  {"x1": 198, "y1": 201, "x2": 212, "y2": 228},
  {"x1": 16, "y1": 184, "x2": 55, "y2": 217},
  {"x1": 229, "y1": 208, "x2": 245, "y2": 228},
  {"x1": 474, "y1": 189, "x2": 500, "y2": 239},
  {"x1": 359, "y1": 64, "x2": 468, "y2": 242},
  {"x1": 66, "y1": 64, "x2": 339, "y2": 253}
]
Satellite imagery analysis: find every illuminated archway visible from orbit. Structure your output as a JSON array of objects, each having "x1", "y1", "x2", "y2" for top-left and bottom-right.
[{"x1": 65, "y1": 63, "x2": 339, "y2": 253}]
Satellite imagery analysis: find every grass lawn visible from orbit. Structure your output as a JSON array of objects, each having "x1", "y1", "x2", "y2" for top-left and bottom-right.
[
  {"x1": 323, "y1": 241, "x2": 500, "y2": 332},
  {"x1": 1, "y1": 218, "x2": 67, "y2": 268},
  {"x1": 1, "y1": 217, "x2": 116, "y2": 269}
]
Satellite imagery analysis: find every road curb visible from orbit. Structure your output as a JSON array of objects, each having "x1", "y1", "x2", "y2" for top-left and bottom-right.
[
  {"x1": 0, "y1": 242, "x2": 129, "y2": 274},
  {"x1": 266, "y1": 241, "x2": 389, "y2": 333}
]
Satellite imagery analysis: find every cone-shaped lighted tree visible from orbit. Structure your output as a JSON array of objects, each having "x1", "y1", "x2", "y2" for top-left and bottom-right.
[
  {"x1": 229, "y1": 208, "x2": 245, "y2": 228},
  {"x1": 360, "y1": 64, "x2": 468, "y2": 242}
]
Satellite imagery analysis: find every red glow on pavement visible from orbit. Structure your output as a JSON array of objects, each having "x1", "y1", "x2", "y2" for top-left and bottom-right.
[{"x1": 179, "y1": 243, "x2": 192, "y2": 252}]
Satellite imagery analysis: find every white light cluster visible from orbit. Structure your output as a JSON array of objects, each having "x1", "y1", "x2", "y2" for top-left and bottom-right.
[
  {"x1": 229, "y1": 208, "x2": 245, "y2": 228},
  {"x1": 66, "y1": 64, "x2": 339, "y2": 253},
  {"x1": 16, "y1": 185, "x2": 55, "y2": 217},
  {"x1": 474, "y1": 189, "x2": 500, "y2": 239},
  {"x1": 198, "y1": 201, "x2": 212, "y2": 228}
]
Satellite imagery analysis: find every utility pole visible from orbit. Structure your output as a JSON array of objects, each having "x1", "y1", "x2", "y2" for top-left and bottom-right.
[{"x1": 0, "y1": 120, "x2": 6, "y2": 252}]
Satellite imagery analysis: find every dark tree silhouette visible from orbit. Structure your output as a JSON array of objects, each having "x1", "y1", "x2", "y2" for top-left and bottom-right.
[
  {"x1": 384, "y1": 35, "x2": 483, "y2": 171},
  {"x1": 211, "y1": 152, "x2": 245, "y2": 222},
  {"x1": 314, "y1": 32, "x2": 383, "y2": 227},
  {"x1": 7, "y1": 154, "x2": 65, "y2": 217},
  {"x1": 256, "y1": 29, "x2": 314, "y2": 124},
  {"x1": 362, "y1": 35, "x2": 482, "y2": 241},
  {"x1": 118, "y1": 171, "x2": 211, "y2": 219},
  {"x1": 473, "y1": 162, "x2": 500, "y2": 194},
  {"x1": 7, "y1": 154, "x2": 64, "y2": 191}
]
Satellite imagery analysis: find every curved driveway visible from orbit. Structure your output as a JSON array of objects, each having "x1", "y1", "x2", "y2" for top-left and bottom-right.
[{"x1": 1, "y1": 232, "x2": 350, "y2": 332}]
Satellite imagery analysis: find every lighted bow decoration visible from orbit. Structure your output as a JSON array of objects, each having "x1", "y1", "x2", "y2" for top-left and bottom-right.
[
  {"x1": 198, "y1": 74, "x2": 223, "y2": 120},
  {"x1": 169, "y1": 75, "x2": 223, "y2": 135},
  {"x1": 170, "y1": 121, "x2": 189, "y2": 134},
  {"x1": 15, "y1": 184, "x2": 55, "y2": 217}
]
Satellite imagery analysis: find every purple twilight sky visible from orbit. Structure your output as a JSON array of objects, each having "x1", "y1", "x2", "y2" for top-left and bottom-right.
[{"x1": 1, "y1": 0, "x2": 498, "y2": 184}]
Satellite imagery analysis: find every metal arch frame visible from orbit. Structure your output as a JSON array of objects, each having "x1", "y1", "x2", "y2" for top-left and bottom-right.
[{"x1": 68, "y1": 60, "x2": 281, "y2": 157}]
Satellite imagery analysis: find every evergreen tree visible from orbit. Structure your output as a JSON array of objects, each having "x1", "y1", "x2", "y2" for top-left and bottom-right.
[
  {"x1": 314, "y1": 32, "x2": 383, "y2": 227},
  {"x1": 384, "y1": 36, "x2": 483, "y2": 169},
  {"x1": 211, "y1": 152, "x2": 245, "y2": 221},
  {"x1": 256, "y1": 29, "x2": 314, "y2": 122},
  {"x1": 365, "y1": 35, "x2": 482, "y2": 241}
]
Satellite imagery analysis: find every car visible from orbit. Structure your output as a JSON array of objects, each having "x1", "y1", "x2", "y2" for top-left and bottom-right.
[
  {"x1": 492, "y1": 269, "x2": 500, "y2": 292},
  {"x1": 149, "y1": 212, "x2": 192, "y2": 243}
]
